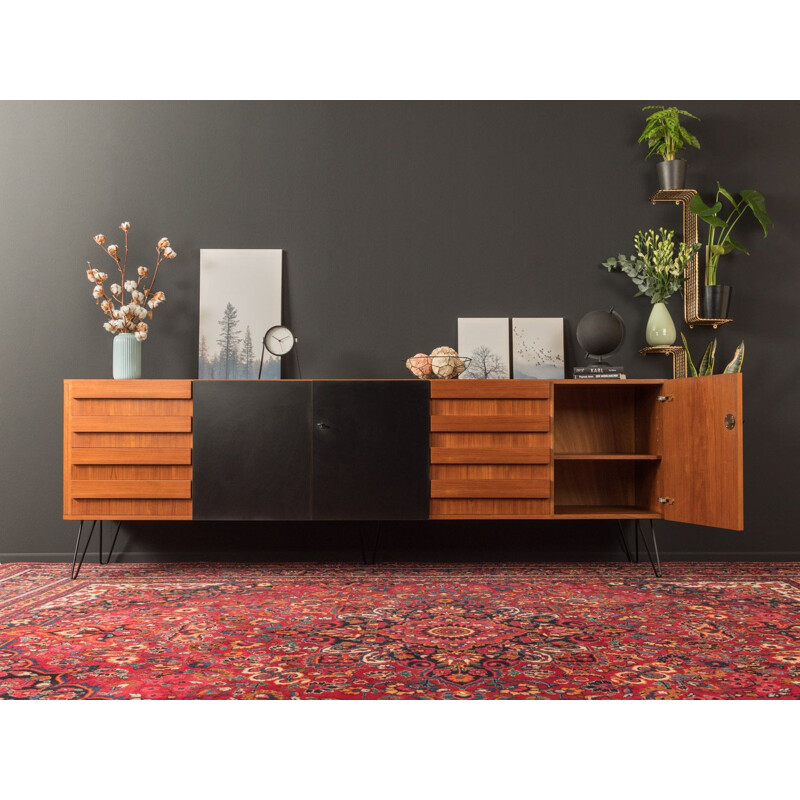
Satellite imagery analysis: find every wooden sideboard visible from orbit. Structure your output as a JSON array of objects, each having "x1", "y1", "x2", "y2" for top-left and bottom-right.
[{"x1": 63, "y1": 376, "x2": 743, "y2": 573}]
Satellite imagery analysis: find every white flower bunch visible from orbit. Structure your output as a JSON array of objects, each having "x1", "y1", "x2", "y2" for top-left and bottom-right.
[{"x1": 85, "y1": 221, "x2": 177, "y2": 339}]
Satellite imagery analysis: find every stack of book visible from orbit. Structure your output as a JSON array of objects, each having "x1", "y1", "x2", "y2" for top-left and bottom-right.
[{"x1": 572, "y1": 365, "x2": 626, "y2": 379}]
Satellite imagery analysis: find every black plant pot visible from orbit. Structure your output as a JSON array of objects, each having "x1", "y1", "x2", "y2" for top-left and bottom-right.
[
  {"x1": 656, "y1": 159, "x2": 687, "y2": 190},
  {"x1": 703, "y1": 285, "x2": 732, "y2": 319}
]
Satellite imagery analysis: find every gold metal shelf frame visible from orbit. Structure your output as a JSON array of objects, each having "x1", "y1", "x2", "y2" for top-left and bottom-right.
[{"x1": 650, "y1": 189, "x2": 732, "y2": 329}]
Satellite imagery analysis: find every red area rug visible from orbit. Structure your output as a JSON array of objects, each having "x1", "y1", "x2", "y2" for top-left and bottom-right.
[{"x1": 1, "y1": 562, "x2": 798, "y2": 699}]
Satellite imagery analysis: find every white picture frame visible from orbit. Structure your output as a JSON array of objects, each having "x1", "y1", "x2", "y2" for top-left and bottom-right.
[
  {"x1": 198, "y1": 249, "x2": 283, "y2": 379},
  {"x1": 458, "y1": 318, "x2": 510, "y2": 379},
  {"x1": 512, "y1": 317, "x2": 565, "y2": 379}
]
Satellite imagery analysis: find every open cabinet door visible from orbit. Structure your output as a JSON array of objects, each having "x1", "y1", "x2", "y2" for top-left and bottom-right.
[{"x1": 661, "y1": 373, "x2": 743, "y2": 530}]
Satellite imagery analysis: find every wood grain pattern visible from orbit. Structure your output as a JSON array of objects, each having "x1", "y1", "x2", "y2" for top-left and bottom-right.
[
  {"x1": 64, "y1": 380, "x2": 193, "y2": 521},
  {"x1": 71, "y1": 480, "x2": 192, "y2": 499},
  {"x1": 431, "y1": 447, "x2": 550, "y2": 464},
  {"x1": 67, "y1": 379, "x2": 192, "y2": 398},
  {"x1": 72, "y1": 433, "x2": 193, "y2": 448},
  {"x1": 431, "y1": 415, "x2": 550, "y2": 432},
  {"x1": 432, "y1": 398, "x2": 550, "y2": 416},
  {"x1": 431, "y1": 464, "x2": 549, "y2": 480},
  {"x1": 431, "y1": 381, "x2": 550, "y2": 398},
  {"x1": 72, "y1": 398, "x2": 192, "y2": 417},
  {"x1": 430, "y1": 498, "x2": 551, "y2": 517},
  {"x1": 71, "y1": 415, "x2": 192, "y2": 433},
  {"x1": 553, "y1": 505, "x2": 661, "y2": 519},
  {"x1": 554, "y1": 454, "x2": 661, "y2": 461},
  {"x1": 661, "y1": 374, "x2": 743, "y2": 530},
  {"x1": 67, "y1": 499, "x2": 192, "y2": 520},
  {"x1": 71, "y1": 447, "x2": 192, "y2": 465},
  {"x1": 72, "y1": 465, "x2": 192, "y2": 481},
  {"x1": 554, "y1": 461, "x2": 639, "y2": 507},
  {"x1": 430, "y1": 432, "x2": 550, "y2": 448},
  {"x1": 432, "y1": 479, "x2": 550, "y2": 499}
]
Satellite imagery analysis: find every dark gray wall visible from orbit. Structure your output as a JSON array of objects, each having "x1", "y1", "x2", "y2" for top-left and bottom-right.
[{"x1": 1, "y1": 101, "x2": 798, "y2": 561}]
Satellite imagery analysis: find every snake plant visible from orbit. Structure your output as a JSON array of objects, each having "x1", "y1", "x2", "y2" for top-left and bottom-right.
[{"x1": 681, "y1": 333, "x2": 744, "y2": 376}]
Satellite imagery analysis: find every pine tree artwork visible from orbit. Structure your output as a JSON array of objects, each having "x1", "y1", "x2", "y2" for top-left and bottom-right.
[{"x1": 198, "y1": 250, "x2": 282, "y2": 379}]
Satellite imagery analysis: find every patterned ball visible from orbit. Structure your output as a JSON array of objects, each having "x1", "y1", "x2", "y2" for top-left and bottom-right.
[
  {"x1": 406, "y1": 353, "x2": 433, "y2": 378},
  {"x1": 430, "y1": 346, "x2": 465, "y2": 379}
]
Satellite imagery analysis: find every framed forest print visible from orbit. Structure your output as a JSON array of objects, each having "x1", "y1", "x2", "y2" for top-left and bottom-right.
[{"x1": 198, "y1": 249, "x2": 283, "y2": 379}]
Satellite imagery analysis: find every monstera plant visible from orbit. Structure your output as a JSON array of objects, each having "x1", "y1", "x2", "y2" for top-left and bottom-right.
[{"x1": 689, "y1": 183, "x2": 773, "y2": 319}]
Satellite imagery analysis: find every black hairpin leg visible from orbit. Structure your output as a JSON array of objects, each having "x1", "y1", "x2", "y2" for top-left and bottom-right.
[
  {"x1": 359, "y1": 523, "x2": 381, "y2": 565},
  {"x1": 370, "y1": 522, "x2": 381, "y2": 565},
  {"x1": 635, "y1": 519, "x2": 662, "y2": 577},
  {"x1": 70, "y1": 520, "x2": 96, "y2": 580},
  {"x1": 101, "y1": 522, "x2": 122, "y2": 565},
  {"x1": 616, "y1": 520, "x2": 633, "y2": 563}
]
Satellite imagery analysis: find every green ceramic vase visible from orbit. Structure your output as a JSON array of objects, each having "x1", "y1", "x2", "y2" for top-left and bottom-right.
[
  {"x1": 645, "y1": 302, "x2": 677, "y2": 346},
  {"x1": 113, "y1": 333, "x2": 142, "y2": 379}
]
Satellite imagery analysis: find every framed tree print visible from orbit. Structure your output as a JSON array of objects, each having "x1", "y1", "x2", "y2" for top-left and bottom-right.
[
  {"x1": 458, "y1": 318, "x2": 510, "y2": 379},
  {"x1": 198, "y1": 249, "x2": 283, "y2": 379}
]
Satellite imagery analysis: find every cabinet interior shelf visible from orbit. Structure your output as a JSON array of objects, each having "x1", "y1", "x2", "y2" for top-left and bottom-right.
[
  {"x1": 554, "y1": 505, "x2": 661, "y2": 519},
  {"x1": 554, "y1": 453, "x2": 662, "y2": 461}
]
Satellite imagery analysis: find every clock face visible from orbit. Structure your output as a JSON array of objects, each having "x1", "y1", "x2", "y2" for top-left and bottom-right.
[{"x1": 265, "y1": 325, "x2": 294, "y2": 356}]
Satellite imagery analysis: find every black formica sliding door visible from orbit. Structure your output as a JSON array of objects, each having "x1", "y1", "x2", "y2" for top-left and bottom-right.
[
  {"x1": 193, "y1": 381, "x2": 313, "y2": 520},
  {"x1": 311, "y1": 381, "x2": 430, "y2": 520},
  {"x1": 192, "y1": 380, "x2": 430, "y2": 521}
]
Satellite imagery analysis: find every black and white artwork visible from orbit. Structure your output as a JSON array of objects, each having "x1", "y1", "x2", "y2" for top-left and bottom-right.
[
  {"x1": 457, "y1": 318, "x2": 510, "y2": 379},
  {"x1": 198, "y1": 249, "x2": 282, "y2": 379},
  {"x1": 512, "y1": 317, "x2": 565, "y2": 379}
]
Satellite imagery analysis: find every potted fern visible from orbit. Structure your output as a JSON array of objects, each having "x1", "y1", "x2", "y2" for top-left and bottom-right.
[
  {"x1": 638, "y1": 105, "x2": 701, "y2": 190},
  {"x1": 689, "y1": 183, "x2": 773, "y2": 318}
]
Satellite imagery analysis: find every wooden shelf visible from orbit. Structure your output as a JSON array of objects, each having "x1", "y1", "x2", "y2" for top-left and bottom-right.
[
  {"x1": 554, "y1": 453, "x2": 661, "y2": 461},
  {"x1": 554, "y1": 505, "x2": 661, "y2": 519}
]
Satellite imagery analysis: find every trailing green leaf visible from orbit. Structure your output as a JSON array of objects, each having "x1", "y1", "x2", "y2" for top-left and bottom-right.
[{"x1": 723, "y1": 341, "x2": 745, "y2": 373}]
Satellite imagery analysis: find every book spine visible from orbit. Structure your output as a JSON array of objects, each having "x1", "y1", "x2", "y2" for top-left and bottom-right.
[
  {"x1": 572, "y1": 374, "x2": 626, "y2": 380},
  {"x1": 573, "y1": 366, "x2": 624, "y2": 374}
]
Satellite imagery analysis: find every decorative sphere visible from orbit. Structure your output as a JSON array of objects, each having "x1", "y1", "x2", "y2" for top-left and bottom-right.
[
  {"x1": 406, "y1": 353, "x2": 432, "y2": 378},
  {"x1": 430, "y1": 346, "x2": 466, "y2": 379},
  {"x1": 576, "y1": 310, "x2": 625, "y2": 357}
]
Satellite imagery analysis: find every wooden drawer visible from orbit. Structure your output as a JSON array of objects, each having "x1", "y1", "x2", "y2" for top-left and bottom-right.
[
  {"x1": 429, "y1": 380, "x2": 554, "y2": 518},
  {"x1": 64, "y1": 380, "x2": 193, "y2": 520}
]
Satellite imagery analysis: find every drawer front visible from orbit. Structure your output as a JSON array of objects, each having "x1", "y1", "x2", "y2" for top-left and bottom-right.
[
  {"x1": 429, "y1": 380, "x2": 553, "y2": 518},
  {"x1": 64, "y1": 380, "x2": 193, "y2": 520}
]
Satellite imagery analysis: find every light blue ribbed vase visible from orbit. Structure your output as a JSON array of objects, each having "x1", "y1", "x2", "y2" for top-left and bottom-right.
[
  {"x1": 645, "y1": 302, "x2": 677, "y2": 346},
  {"x1": 113, "y1": 333, "x2": 142, "y2": 379}
]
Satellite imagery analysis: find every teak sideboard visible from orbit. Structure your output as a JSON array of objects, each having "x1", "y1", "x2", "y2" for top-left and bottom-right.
[{"x1": 63, "y1": 376, "x2": 743, "y2": 574}]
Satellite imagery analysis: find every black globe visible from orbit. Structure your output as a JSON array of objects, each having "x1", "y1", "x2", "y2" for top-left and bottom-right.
[{"x1": 576, "y1": 310, "x2": 625, "y2": 357}]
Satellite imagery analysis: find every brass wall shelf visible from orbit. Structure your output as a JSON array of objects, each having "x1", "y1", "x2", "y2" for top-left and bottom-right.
[
  {"x1": 639, "y1": 345, "x2": 688, "y2": 379},
  {"x1": 650, "y1": 189, "x2": 732, "y2": 329}
]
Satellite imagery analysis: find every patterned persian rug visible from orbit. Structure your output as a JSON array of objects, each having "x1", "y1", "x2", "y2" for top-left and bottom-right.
[{"x1": 1, "y1": 562, "x2": 798, "y2": 700}]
